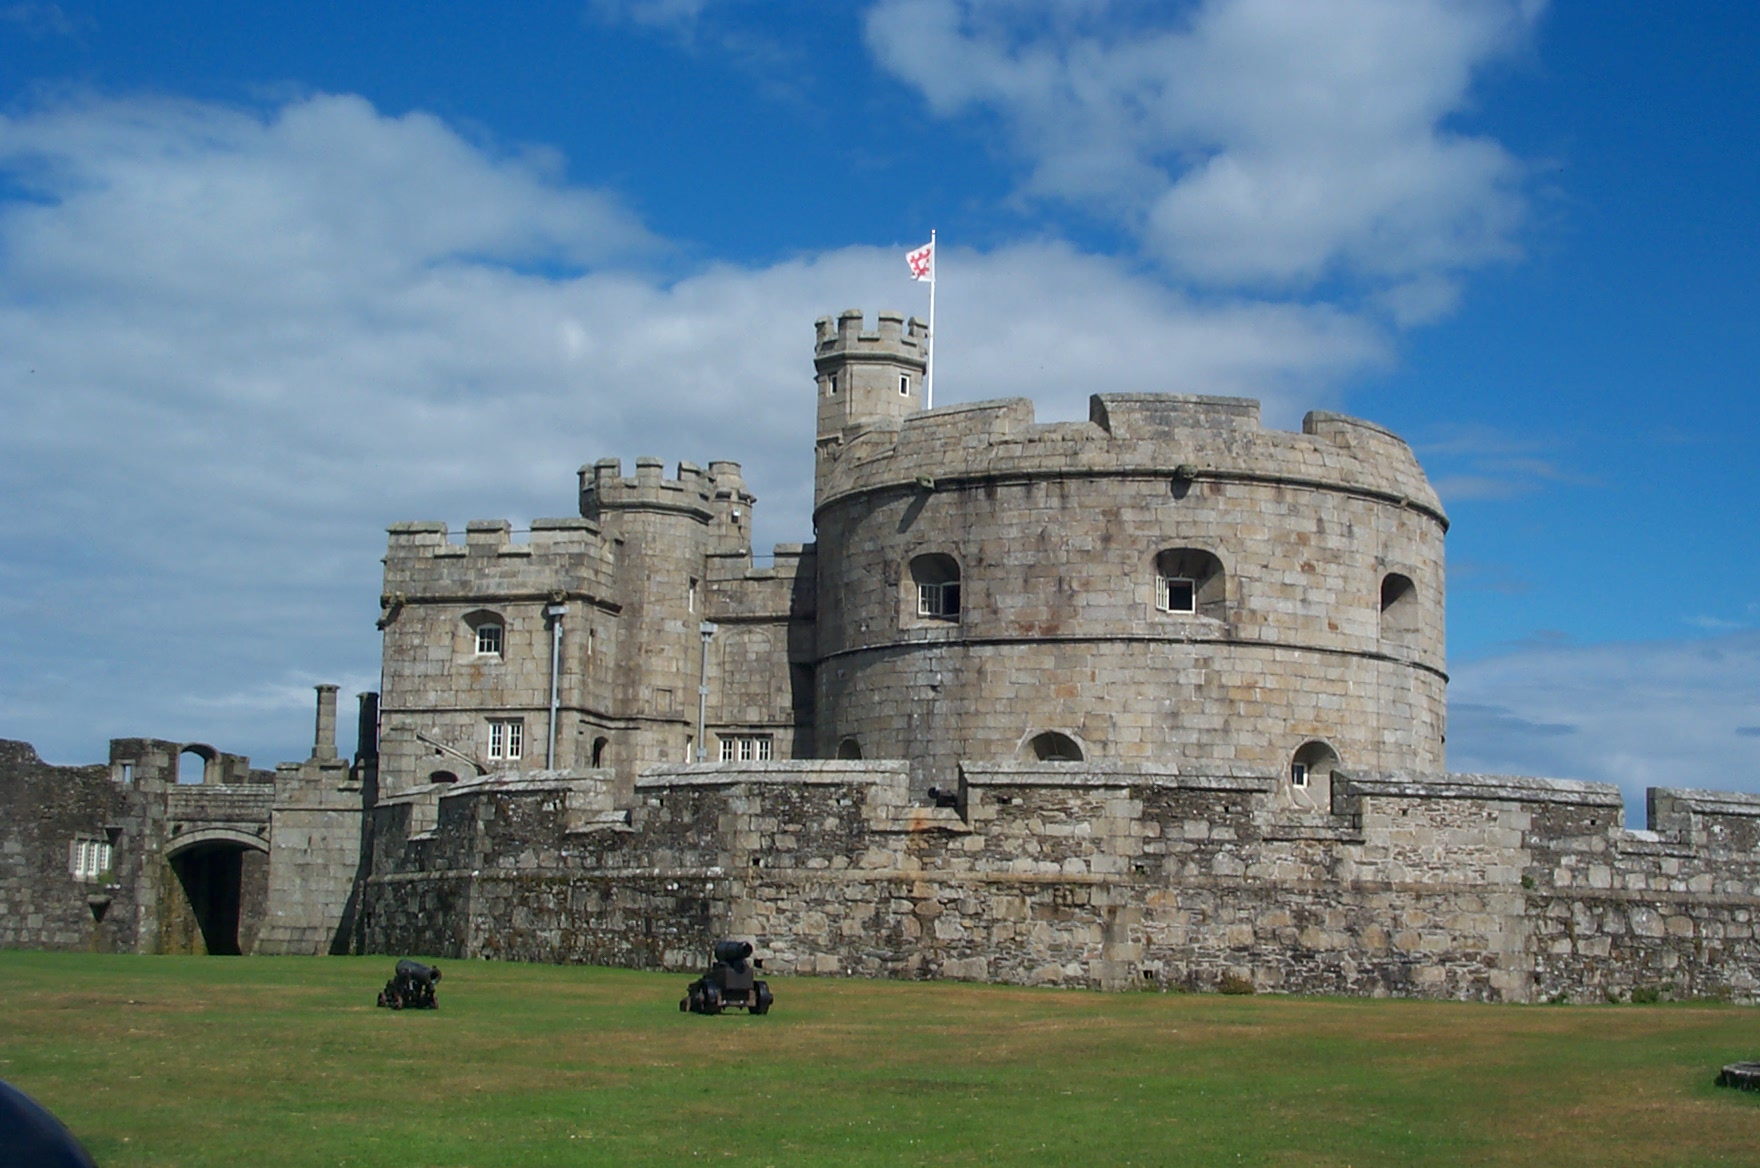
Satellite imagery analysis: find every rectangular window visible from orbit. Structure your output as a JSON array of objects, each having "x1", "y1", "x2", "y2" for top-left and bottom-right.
[
  {"x1": 476, "y1": 623, "x2": 504, "y2": 655},
  {"x1": 488, "y1": 718, "x2": 524, "y2": 761},
  {"x1": 1157, "y1": 576, "x2": 1196, "y2": 614},
  {"x1": 688, "y1": 577, "x2": 698, "y2": 613},
  {"x1": 917, "y1": 581, "x2": 961, "y2": 618},
  {"x1": 899, "y1": 374, "x2": 910, "y2": 395},
  {"x1": 1290, "y1": 763, "x2": 1308, "y2": 788},
  {"x1": 719, "y1": 735, "x2": 773, "y2": 763},
  {"x1": 71, "y1": 838, "x2": 112, "y2": 880}
]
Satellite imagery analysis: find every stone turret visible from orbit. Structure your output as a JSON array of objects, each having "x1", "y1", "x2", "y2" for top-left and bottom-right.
[{"x1": 814, "y1": 309, "x2": 928, "y2": 448}]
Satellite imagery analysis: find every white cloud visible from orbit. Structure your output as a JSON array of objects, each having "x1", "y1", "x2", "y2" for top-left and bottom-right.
[
  {"x1": 1448, "y1": 631, "x2": 1760, "y2": 823},
  {"x1": 0, "y1": 92, "x2": 1387, "y2": 766},
  {"x1": 866, "y1": 0, "x2": 1538, "y2": 296}
]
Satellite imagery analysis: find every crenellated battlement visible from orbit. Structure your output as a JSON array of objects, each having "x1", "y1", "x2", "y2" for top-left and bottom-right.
[
  {"x1": 385, "y1": 518, "x2": 605, "y2": 560},
  {"x1": 813, "y1": 308, "x2": 928, "y2": 363},
  {"x1": 578, "y1": 456, "x2": 753, "y2": 524},
  {"x1": 814, "y1": 391, "x2": 1443, "y2": 521}
]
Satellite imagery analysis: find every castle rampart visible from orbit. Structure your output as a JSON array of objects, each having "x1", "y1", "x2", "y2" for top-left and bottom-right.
[{"x1": 357, "y1": 760, "x2": 1760, "y2": 1002}]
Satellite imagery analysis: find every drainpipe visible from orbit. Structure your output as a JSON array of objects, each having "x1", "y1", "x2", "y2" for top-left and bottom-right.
[
  {"x1": 545, "y1": 602, "x2": 568, "y2": 769},
  {"x1": 697, "y1": 621, "x2": 718, "y2": 762}
]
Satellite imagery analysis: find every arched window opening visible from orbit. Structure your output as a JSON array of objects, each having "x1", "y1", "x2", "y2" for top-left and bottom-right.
[
  {"x1": 464, "y1": 609, "x2": 505, "y2": 657},
  {"x1": 1290, "y1": 740, "x2": 1341, "y2": 788},
  {"x1": 1380, "y1": 573, "x2": 1418, "y2": 641},
  {"x1": 910, "y1": 553, "x2": 961, "y2": 620},
  {"x1": 427, "y1": 770, "x2": 459, "y2": 785},
  {"x1": 591, "y1": 736, "x2": 609, "y2": 768},
  {"x1": 178, "y1": 746, "x2": 215, "y2": 786},
  {"x1": 1153, "y1": 549, "x2": 1225, "y2": 620},
  {"x1": 836, "y1": 737, "x2": 863, "y2": 760},
  {"x1": 1029, "y1": 731, "x2": 1083, "y2": 762}
]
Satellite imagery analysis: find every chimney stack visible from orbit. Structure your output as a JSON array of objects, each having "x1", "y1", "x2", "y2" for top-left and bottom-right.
[{"x1": 313, "y1": 684, "x2": 339, "y2": 761}]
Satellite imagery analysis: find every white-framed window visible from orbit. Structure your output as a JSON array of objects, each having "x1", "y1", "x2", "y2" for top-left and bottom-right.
[
  {"x1": 899, "y1": 374, "x2": 910, "y2": 395},
  {"x1": 1156, "y1": 575, "x2": 1197, "y2": 614},
  {"x1": 476, "y1": 622, "x2": 504, "y2": 656},
  {"x1": 719, "y1": 734, "x2": 774, "y2": 763},
  {"x1": 71, "y1": 838, "x2": 112, "y2": 880},
  {"x1": 488, "y1": 718, "x2": 524, "y2": 761},
  {"x1": 917, "y1": 581, "x2": 960, "y2": 618},
  {"x1": 1290, "y1": 762, "x2": 1309, "y2": 788}
]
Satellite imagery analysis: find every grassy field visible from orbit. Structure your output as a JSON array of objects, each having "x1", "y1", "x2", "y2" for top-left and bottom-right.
[{"x1": 3, "y1": 952, "x2": 1759, "y2": 1166}]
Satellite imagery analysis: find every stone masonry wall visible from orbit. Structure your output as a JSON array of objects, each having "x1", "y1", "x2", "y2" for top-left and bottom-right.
[
  {"x1": 812, "y1": 391, "x2": 1446, "y2": 796},
  {"x1": 358, "y1": 761, "x2": 1760, "y2": 1004},
  {"x1": 0, "y1": 740, "x2": 136, "y2": 952}
]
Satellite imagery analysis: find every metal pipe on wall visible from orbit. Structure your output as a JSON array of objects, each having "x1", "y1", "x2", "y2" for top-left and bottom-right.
[{"x1": 545, "y1": 603, "x2": 568, "y2": 768}]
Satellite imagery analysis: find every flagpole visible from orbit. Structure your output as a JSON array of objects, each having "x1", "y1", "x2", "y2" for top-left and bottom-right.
[{"x1": 926, "y1": 228, "x2": 936, "y2": 410}]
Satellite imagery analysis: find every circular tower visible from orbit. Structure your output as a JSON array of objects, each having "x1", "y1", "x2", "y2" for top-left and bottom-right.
[{"x1": 810, "y1": 312, "x2": 1447, "y2": 804}]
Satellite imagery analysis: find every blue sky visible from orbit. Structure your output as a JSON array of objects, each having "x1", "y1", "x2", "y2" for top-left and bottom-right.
[{"x1": 1, "y1": 1, "x2": 1755, "y2": 819}]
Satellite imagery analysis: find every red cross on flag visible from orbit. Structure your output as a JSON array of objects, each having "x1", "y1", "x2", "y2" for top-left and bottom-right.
[{"x1": 906, "y1": 239, "x2": 934, "y2": 282}]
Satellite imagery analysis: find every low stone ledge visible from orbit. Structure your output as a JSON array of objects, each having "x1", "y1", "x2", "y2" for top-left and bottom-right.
[
  {"x1": 438, "y1": 768, "x2": 616, "y2": 798},
  {"x1": 1343, "y1": 771, "x2": 1624, "y2": 807},
  {"x1": 1651, "y1": 788, "x2": 1760, "y2": 818},
  {"x1": 637, "y1": 761, "x2": 909, "y2": 788},
  {"x1": 1261, "y1": 823, "x2": 1366, "y2": 843},
  {"x1": 961, "y1": 761, "x2": 1273, "y2": 791}
]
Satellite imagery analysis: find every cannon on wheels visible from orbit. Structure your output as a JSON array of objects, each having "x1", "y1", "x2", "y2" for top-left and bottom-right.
[
  {"x1": 376, "y1": 959, "x2": 442, "y2": 1010},
  {"x1": 680, "y1": 940, "x2": 773, "y2": 1016}
]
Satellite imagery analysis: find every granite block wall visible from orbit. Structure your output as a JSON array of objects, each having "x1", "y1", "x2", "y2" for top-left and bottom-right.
[{"x1": 357, "y1": 761, "x2": 1760, "y2": 1003}]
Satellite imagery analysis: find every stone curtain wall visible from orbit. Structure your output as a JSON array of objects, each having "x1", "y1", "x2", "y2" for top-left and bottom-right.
[
  {"x1": 359, "y1": 762, "x2": 1760, "y2": 1003},
  {"x1": 0, "y1": 740, "x2": 134, "y2": 952}
]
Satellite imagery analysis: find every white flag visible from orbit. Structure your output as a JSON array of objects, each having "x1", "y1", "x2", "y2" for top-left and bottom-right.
[{"x1": 906, "y1": 239, "x2": 934, "y2": 282}]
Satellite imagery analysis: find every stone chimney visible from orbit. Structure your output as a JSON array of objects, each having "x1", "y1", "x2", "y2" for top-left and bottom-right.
[{"x1": 313, "y1": 684, "x2": 339, "y2": 761}]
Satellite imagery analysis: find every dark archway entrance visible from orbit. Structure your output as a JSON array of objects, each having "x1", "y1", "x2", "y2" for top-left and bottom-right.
[{"x1": 164, "y1": 837, "x2": 268, "y2": 955}]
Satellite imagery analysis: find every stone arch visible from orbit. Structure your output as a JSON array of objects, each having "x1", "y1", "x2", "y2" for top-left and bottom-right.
[
  {"x1": 165, "y1": 828, "x2": 267, "y2": 858},
  {"x1": 836, "y1": 737, "x2": 863, "y2": 760},
  {"x1": 1284, "y1": 739, "x2": 1343, "y2": 813},
  {"x1": 1025, "y1": 730, "x2": 1084, "y2": 762},
  {"x1": 591, "y1": 736, "x2": 610, "y2": 768},
  {"x1": 1379, "y1": 572, "x2": 1418, "y2": 643},
  {"x1": 906, "y1": 552, "x2": 962, "y2": 622},
  {"x1": 178, "y1": 744, "x2": 217, "y2": 785},
  {"x1": 163, "y1": 833, "x2": 268, "y2": 956},
  {"x1": 1152, "y1": 548, "x2": 1225, "y2": 620},
  {"x1": 427, "y1": 769, "x2": 459, "y2": 784}
]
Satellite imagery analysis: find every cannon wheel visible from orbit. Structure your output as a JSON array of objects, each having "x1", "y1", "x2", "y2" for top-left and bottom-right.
[
  {"x1": 701, "y1": 983, "x2": 722, "y2": 1016},
  {"x1": 752, "y1": 981, "x2": 773, "y2": 1016}
]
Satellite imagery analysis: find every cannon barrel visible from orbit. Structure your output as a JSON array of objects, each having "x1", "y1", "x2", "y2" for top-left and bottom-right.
[
  {"x1": 712, "y1": 940, "x2": 753, "y2": 968},
  {"x1": 395, "y1": 959, "x2": 440, "y2": 985}
]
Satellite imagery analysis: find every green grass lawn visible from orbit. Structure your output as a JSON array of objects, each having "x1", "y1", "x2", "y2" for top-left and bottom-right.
[{"x1": 3, "y1": 951, "x2": 1759, "y2": 1167}]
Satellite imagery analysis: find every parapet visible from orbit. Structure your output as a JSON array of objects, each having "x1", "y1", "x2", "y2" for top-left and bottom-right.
[
  {"x1": 385, "y1": 518, "x2": 603, "y2": 559},
  {"x1": 1090, "y1": 394, "x2": 1261, "y2": 437},
  {"x1": 814, "y1": 309, "x2": 928, "y2": 365},
  {"x1": 579, "y1": 457, "x2": 735, "y2": 522},
  {"x1": 814, "y1": 391, "x2": 1444, "y2": 521}
]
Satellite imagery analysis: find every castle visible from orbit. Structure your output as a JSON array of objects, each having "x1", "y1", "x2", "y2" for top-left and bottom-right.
[{"x1": 5, "y1": 309, "x2": 1759, "y2": 1003}]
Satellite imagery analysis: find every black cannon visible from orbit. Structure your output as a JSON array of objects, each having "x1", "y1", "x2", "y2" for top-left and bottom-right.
[
  {"x1": 376, "y1": 959, "x2": 442, "y2": 1010},
  {"x1": 680, "y1": 940, "x2": 773, "y2": 1015}
]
